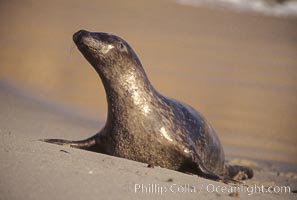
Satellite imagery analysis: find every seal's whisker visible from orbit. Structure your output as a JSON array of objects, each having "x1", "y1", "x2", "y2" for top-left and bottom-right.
[{"x1": 68, "y1": 40, "x2": 75, "y2": 57}]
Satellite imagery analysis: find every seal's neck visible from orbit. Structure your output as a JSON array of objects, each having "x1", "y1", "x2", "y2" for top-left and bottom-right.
[{"x1": 96, "y1": 63, "x2": 158, "y2": 122}]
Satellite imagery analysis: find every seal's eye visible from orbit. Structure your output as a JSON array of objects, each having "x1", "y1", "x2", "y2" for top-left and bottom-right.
[{"x1": 118, "y1": 42, "x2": 127, "y2": 52}]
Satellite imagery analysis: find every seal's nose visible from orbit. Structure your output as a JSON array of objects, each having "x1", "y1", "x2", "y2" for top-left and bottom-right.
[{"x1": 73, "y1": 30, "x2": 89, "y2": 43}]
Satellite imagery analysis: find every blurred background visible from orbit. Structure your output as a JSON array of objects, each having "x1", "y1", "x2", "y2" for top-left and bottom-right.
[{"x1": 0, "y1": 0, "x2": 296, "y2": 163}]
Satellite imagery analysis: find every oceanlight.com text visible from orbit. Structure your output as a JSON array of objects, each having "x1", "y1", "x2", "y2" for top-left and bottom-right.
[{"x1": 134, "y1": 183, "x2": 291, "y2": 196}]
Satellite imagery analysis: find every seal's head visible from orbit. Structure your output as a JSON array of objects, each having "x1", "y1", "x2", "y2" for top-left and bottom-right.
[
  {"x1": 73, "y1": 30, "x2": 143, "y2": 80},
  {"x1": 73, "y1": 30, "x2": 153, "y2": 111}
]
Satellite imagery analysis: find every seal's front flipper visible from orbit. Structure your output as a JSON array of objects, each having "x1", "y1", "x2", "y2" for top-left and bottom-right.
[
  {"x1": 226, "y1": 164, "x2": 253, "y2": 180},
  {"x1": 40, "y1": 136, "x2": 96, "y2": 150},
  {"x1": 189, "y1": 152, "x2": 240, "y2": 184},
  {"x1": 197, "y1": 165, "x2": 240, "y2": 184}
]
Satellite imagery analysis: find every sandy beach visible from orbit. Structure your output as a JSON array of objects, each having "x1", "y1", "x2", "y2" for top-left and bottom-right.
[
  {"x1": 0, "y1": 0, "x2": 297, "y2": 199},
  {"x1": 0, "y1": 81, "x2": 296, "y2": 199}
]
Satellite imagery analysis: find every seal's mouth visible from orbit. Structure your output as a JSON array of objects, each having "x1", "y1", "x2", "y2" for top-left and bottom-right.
[
  {"x1": 73, "y1": 30, "x2": 102, "y2": 54},
  {"x1": 73, "y1": 29, "x2": 89, "y2": 44},
  {"x1": 73, "y1": 29, "x2": 93, "y2": 50}
]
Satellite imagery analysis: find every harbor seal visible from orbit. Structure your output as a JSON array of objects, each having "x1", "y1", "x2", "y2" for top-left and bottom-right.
[{"x1": 42, "y1": 30, "x2": 253, "y2": 182}]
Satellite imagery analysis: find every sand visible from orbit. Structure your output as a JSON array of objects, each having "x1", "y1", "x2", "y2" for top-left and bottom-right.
[
  {"x1": 0, "y1": 81, "x2": 296, "y2": 200},
  {"x1": 0, "y1": 0, "x2": 297, "y2": 199}
]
